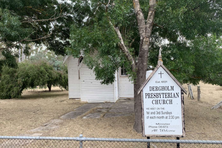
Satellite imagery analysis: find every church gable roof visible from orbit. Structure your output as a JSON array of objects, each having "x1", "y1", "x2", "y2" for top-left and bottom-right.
[{"x1": 138, "y1": 64, "x2": 187, "y2": 94}]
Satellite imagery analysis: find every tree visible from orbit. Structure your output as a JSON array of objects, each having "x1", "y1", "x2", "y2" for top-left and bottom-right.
[
  {"x1": 0, "y1": 0, "x2": 74, "y2": 78},
  {"x1": 29, "y1": 49, "x2": 65, "y2": 71},
  {"x1": 0, "y1": 0, "x2": 221, "y2": 132},
  {"x1": 0, "y1": 50, "x2": 18, "y2": 78},
  {"x1": 0, "y1": 60, "x2": 68, "y2": 99},
  {"x1": 57, "y1": 65, "x2": 69, "y2": 90},
  {"x1": 69, "y1": 0, "x2": 222, "y2": 132},
  {"x1": 0, "y1": 0, "x2": 74, "y2": 56},
  {"x1": 199, "y1": 35, "x2": 222, "y2": 86},
  {"x1": 19, "y1": 61, "x2": 57, "y2": 92},
  {"x1": 28, "y1": 49, "x2": 68, "y2": 91},
  {"x1": 0, "y1": 66, "x2": 20, "y2": 99}
]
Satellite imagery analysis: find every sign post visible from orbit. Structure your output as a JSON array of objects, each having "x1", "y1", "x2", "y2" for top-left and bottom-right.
[
  {"x1": 138, "y1": 50, "x2": 186, "y2": 146},
  {"x1": 147, "y1": 137, "x2": 150, "y2": 148}
]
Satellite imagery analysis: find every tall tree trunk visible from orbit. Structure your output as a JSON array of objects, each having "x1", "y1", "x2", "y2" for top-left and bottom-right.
[
  {"x1": 133, "y1": 41, "x2": 150, "y2": 132},
  {"x1": 111, "y1": 0, "x2": 156, "y2": 133},
  {"x1": 47, "y1": 84, "x2": 52, "y2": 92},
  {"x1": 133, "y1": 0, "x2": 156, "y2": 133}
]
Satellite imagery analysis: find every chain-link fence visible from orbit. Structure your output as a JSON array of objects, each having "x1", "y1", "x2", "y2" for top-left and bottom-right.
[{"x1": 0, "y1": 135, "x2": 222, "y2": 148}]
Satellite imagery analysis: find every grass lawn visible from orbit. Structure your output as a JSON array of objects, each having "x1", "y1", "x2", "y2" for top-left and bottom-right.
[{"x1": 0, "y1": 83, "x2": 222, "y2": 140}]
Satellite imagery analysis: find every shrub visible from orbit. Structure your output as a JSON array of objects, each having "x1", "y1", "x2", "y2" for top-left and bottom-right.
[
  {"x1": 0, "y1": 66, "x2": 21, "y2": 99},
  {"x1": 0, "y1": 61, "x2": 68, "y2": 99}
]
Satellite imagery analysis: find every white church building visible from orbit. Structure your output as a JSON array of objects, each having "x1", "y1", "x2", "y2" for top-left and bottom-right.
[{"x1": 64, "y1": 56, "x2": 151, "y2": 102}]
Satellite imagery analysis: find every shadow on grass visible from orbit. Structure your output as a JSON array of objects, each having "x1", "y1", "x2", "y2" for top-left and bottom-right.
[{"x1": 20, "y1": 90, "x2": 68, "y2": 100}]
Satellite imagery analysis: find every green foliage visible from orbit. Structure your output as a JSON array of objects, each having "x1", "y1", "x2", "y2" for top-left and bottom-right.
[
  {"x1": 0, "y1": 0, "x2": 73, "y2": 81},
  {"x1": 29, "y1": 50, "x2": 65, "y2": 71},
  {"x1": 69, "y1": 0, "x2": 222, "y2": 85},
  {"x1": 1, "y1": 50, "x2": 18, "y2": 68},
  {"x1": 149, "y1": 35, "x2": 222, "y2": 84},
  {"x1": 0, "y1": 61, "x2": 68, "y2": 99},
  {"x1": 57, "y1": 66, "x2": 68, "y2": 90},
  {"x1": 0, "y1": 8, "x2": 32, "y2": 41},
  {"x1": 69, "y1": 0, "x2": 136, "y2": 84},
  {"x1": 0, "y1": 50, "x2": 18, "y2": 78},
  {"x1": 28, "y1": 49, "x2": 68, "y2": 90},
  {"x1": 0, "y1": 0, "x2": 73, "y2": 55},
  {"x1": 1, "y1": 0, "x2": 222, "y2": 87},
  {"x1": 198, "y1": 36, "x2": 222, "y2": 86},
  {"x1": 0, "y1": 66, "x2": 20, "y2": 99}
]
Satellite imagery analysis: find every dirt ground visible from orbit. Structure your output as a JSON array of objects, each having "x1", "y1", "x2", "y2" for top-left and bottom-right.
[{"x1": 1, "y1": 83, "x2": 222, "y2": 140}]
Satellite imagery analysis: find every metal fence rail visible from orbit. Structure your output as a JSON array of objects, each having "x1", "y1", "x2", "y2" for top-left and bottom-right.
[{"x1": 0, "y1": 135, "x2": 222, "y2": 148}]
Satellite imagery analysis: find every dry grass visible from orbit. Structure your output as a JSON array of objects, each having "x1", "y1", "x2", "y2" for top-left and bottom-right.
[
  {"x1": 1, "y1": 83, "x2": 222, "y2": 140},
  {"x1": 190, "y1": 81, "x2": 222, "y2": 106},
  {"x1": 0, "y1": 87, "x2": 84, "y2": 136}
]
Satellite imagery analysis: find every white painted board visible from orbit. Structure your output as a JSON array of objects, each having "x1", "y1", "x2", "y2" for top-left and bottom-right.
[{"x1": 142, "y1": 67, "x2": 183, "y2": 136}]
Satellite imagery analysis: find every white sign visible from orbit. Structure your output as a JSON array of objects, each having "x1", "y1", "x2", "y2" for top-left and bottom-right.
[{"x1": 142, "y1": 67, "x2": 183, "y2": 136}]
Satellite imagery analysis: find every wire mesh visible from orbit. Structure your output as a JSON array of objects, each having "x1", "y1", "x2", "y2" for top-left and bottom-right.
[
  {"x1": 0, "y1": 138, "x2": 79, "y2": 148},
  {"x1": 0, "y1": 136, "x2": 222, "y2": 148},
  {"x1": 83, "y1": 141, "x2": 222, "y2": 148}
]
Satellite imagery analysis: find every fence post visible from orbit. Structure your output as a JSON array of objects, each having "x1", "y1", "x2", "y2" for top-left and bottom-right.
[
  {"x1": 79, "y1": 134, "x2": 83, "y2": 148},
  {"x1": 176, "y1": 137, "x2": 180, "y2": 148},
  {"x1": 197, "y1": 85, "x2": 200, "y2": 101},
  {"x1": 147, "y1": 137, "x2": 150, "y2": 148},
  {"x1": 187, "y1": 84, "x2": 194, "y2": 100}
]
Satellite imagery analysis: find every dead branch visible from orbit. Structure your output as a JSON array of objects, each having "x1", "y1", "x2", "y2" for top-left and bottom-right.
[
  {"x1": 109, "y1": 21, "x2": 136, "y2": 72},
  {"x1": 212, "y1": 101, "x2": 222, "y2": 109},
  {"x1": 22, "y1": 15, "x2": 64, "y2": 23}
]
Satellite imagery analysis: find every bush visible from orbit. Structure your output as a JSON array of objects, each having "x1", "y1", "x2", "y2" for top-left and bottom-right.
[
  {"x1": 0, "y1": 66, "x2": 21, "y2": 99},
  {"x1": 0, "y1": 61, "x2": 68, "y2": 99},
  {"x1": 57, "y1": 66, "x2": 68, "y2": 90}
]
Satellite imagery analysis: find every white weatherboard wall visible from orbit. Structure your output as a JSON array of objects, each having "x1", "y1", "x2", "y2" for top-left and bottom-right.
[
  {"x1": 118, "y1": 70, "x2": 152, "y2": 98},
  {"x1": 113, "y1": 71, "x2": 119, "y2": 102},
  {"x1": 65, "y1": 56, "x2": 153, "y2": 102},
  {"x1": 67, "y1": 57, "x2": 80, "y2": 99},
  {"x1": 118, "y1": 72, "x2": 134, "y2": 98},
  {"x1": 80, "y1": 64, "x2": 114, "y2": 102}
]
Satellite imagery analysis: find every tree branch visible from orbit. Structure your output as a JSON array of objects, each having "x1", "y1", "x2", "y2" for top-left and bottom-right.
[
  {"x1": 135, "y1": 0, "x2": 156, "y2": 74},
  {"x1": 22, "y1": 15, "x2": 64, "y2": 23},
  {"x1": 153, "y1": 23, "x2": 164, "y2": 29},
  {"x1": 145, "y1": 0, "x2": 156, "y2": 38},
  {"x1": 184, "y1": 4, "x2": 202, "y2": 14},
  {"x1": 106, "y1": 0, "x2": 111, "y2": 11},
  {"x1": 0, "y1": 33, "x2": 52, "y2": 51},
  {"x1": 129, "y1": 37, "x2": 137, "y2": 47},
  {"x1": 109, "y1": 21, "x2": 136, "y2": 72},
  {"x1": 133, "y1": 0, "x2": 146, "y2": 38},
  {"x1": 0, "y1": 48, "x2": 5, "y2": 52},
  {"x1": 25, "y1": 6, "x2": 43, "y2": 14},
  {"x1": 24, "y1": 33, "x2": 52, "y2": 42}
]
